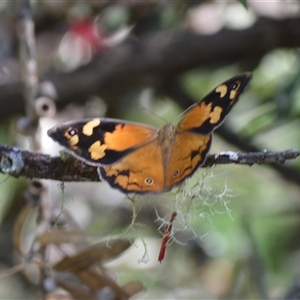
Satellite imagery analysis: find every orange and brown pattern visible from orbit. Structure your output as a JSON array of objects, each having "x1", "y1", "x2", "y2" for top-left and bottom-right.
[{"x1": 48, "y1": 73, "x2": 252, "y2": 194}]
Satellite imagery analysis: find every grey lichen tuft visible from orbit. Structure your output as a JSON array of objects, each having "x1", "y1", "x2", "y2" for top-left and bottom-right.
[{"x1": 0, "y1": 149, "x2": 24, "y2": 174}]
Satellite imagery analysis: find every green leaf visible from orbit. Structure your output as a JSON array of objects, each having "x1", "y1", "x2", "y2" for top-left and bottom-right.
[{"x1": 238, "y1": 0, "x2": 248, "y2": 9}]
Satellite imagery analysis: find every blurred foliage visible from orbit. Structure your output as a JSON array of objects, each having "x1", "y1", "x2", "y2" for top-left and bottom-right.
[{"x1": 0, "y1": 0, "x2": 300, "y2": 299}]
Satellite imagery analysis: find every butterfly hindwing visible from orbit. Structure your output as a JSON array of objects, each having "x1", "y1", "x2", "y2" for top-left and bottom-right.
[
  {"x1": 178, "y1": 73, "x2": 252, "y2": 135},
  {"x1": 99, "y1": 141, "x2": 165, "y2": 193},
  {"x1": 100, "y1": 129, "x2": 212, "y2": 194},
  {"x1": 47, "y1": 118, "x2": 158, "y2": 166},
  {"x1": 165, "y1": 132, "x2": 212, "y2": 189}
]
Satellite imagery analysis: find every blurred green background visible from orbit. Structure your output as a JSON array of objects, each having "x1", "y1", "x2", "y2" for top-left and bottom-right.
[{"x1": 0, "y1": 1, "x2": 300, "y2": 299}]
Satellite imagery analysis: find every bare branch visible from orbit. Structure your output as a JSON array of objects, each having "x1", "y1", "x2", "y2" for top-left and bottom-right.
[
  {"x1": 16, "y1": 0, "x2": 41, "y2": 135},
  {"x1": 204, "y1": 150, "x2": 300, "y2": 166},
  {"x1": 0, "y1": 144, "x2": 99, "y2": 182},
  {"x1": 0, "y1": 144, "x2": 298, "y2": 183},
  {"x1": 1, "y1": 16, "x2": 300, "y2": 122}
]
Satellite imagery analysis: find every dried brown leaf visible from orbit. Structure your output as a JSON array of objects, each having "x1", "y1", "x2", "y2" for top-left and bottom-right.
[
  {"x1": 76, "y1": 269, "x2": 129, "y2": 300},
  {"x1": 56, "y1": 279, "x2": 93, "y2": 300},
  {"x1": 0, "y1": 263, "x2": 26, "y2": 279},
  {"x1": 53, "y1": 239, "x2": 131, "y2": 271},
  {"x1": 37, "y1": 229, "x2": 93, "y2": 247},
  {"x1": 13, "y1": 203, "x2": 34, "y2": 255},
  {"x1": 122, "y1": 281, "x2": 145, "y2": 297},
  {"x1": 44, "y1": 292, "x2": 74, "y2": 300}
]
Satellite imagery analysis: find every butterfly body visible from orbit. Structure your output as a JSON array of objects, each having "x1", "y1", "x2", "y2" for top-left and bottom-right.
[{"x1": 48, "y1": 73, "x2": 252, "y2": 194}]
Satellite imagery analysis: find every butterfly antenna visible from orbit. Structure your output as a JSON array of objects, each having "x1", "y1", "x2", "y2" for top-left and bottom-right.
[
  {"x1": 170, "y1": 104, "x2": 194, "y2": 124},
  {"x1": 141, "y1": 106, "x2": 169, "y2": 124}
]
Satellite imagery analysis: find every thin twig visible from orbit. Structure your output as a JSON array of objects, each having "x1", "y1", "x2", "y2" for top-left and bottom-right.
[{"x1": 17, "y1": 0, "x2": 38, "y2": 123}]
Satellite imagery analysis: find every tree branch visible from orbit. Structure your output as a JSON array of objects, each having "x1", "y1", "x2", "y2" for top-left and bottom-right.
[
  {"x1": 1, "y1": 16, "x2": 300, "y2": 122},
  {"x1": 0, "y1": 144, "x2": 298, "y2": 184}
]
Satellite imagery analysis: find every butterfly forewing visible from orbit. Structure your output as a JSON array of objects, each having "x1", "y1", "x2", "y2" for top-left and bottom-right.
[
  {"x1": 47, "y1": 118, "x2": 158, "y2": 166},
  {"x1": 178, "y1": 73, "x2": 252, "y2": 135}
]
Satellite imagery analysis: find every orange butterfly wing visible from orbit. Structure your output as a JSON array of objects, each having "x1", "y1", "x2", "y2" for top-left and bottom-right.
[
  {"x1": 48, "y1": 118, "x2": 167, "y2": 193},
  {"x1": 164, "y1": 72, "x2": 252, "y2": 190},
  {"x1": 99, "y1": 142, "x2": 165, "y2": 193},
  {"x1": 178, "y1": 73, "x2": 252, "y2": 134},
  {"x1": 47, "y1": 118, "x2": 159, "y2": 166},
  {"x1": 164, "y1": 132, "x2": 211, "y2": 189},
  {"x1": 48, "y1": 73, "x2": 252, "y2": 194}
]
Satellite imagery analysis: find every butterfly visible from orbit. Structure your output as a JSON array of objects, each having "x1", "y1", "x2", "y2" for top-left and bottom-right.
[{"x1": 47, "y1": 73, "x2": 252, "y2": 194}]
